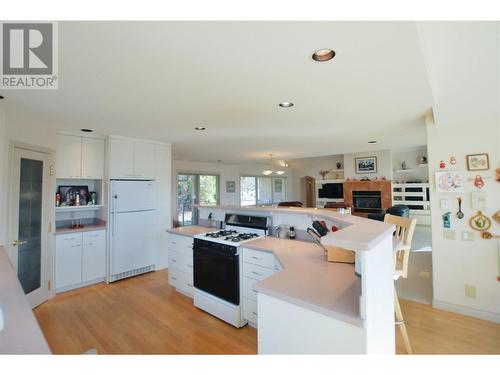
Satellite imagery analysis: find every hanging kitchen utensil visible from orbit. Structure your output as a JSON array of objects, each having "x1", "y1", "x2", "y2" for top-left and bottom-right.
[
  {"x1": 469, "y1": 211, "x2": 491, "y2": 231},
  {"x1": 312, "y1": 220, "x2": 329, "y2": 237},
  {"x1": 456, "y1": 197, "x2": 464, "y2": 219},
  {"x1": 493, "y1": 210, "x2": 500, "y2": 224},
  {"x1": 473, "y1": 175, "x2": 485, "y2": 189},
  {"x1": 481, "y1": 231, "x2": 500, "y2": 240}
]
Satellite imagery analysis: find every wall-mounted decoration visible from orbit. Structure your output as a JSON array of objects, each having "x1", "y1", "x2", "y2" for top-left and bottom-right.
[
  {"x1": 440, "y1": 199, "x2": 449, "y2": 210},
  {"x1": 469, "y1": 211, "x2": 491, "y2": 231},
  {"x1": 336, "y1": 162, "x2": 342, "y2": 170},
  {"x1": 225, "y1": 181, "x2": 236, "y2": 193},
  {"x1": 401, "y1": 161, "x2": 407, "y2": 170},
  {"x1": 493, "y1": 210, "x2": 500, "y2": 224},
  {"x1": 495, "y1": 167, "x2": 500, "y2": 182},
  {"x1": 355, "y1": 156, "x2": 377, "y2": 174},
  {"x1": 456, "y1": 197, "x2": 464, "y2": 219},
  {"x1": 466, "y1": 153, "x2": 489, "y2": 171},
  {"x1": 481, "y1": 231, "x2": 500, "y2": 240},
  {"x1": 442, "y1": 212, "x2": 452, "y2": 228},
  {"x1": 435, "y1": 171, "x2": 464, "y2": 192},
  {"x1": 58, "y1": 185, "x2": 90, "y2": 206},
  {"x1": 473, "y1": 175, "x2": 485, "y2": 189},
  {"x1": 274, "y1": 179, "x2": 283, "y2": 193},
  {"x1": 450, "y1": 156, "x2": 457, "y2": 165},
  {"x1": 319, "y1": 170, "x2": 330, "y2": 180},
  {"x1": 419, "y1": 155, "x2": 427, "y2": 164},
  {"x1": 471, "y1": 192, "x2": 487, "y2": 209},
  {"x1": 439, "y1": 160, "x2": 446, "y2": 169}
]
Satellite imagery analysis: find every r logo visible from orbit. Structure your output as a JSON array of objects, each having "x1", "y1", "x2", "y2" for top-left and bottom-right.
[{"x1": 2, "y1": 23, "x2": 53, "y2": 75}]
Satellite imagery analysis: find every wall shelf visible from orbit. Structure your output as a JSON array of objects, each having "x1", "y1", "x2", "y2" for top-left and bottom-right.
[
  {"x1": 394, "y1": 169, "x2": 414, "y2": 173},
  {"x1": 55, "y1": 205, "x2": 103, "y2": 213},
  {"x1": 418, "y1": 164, "x2": 428, "y2": 168}
]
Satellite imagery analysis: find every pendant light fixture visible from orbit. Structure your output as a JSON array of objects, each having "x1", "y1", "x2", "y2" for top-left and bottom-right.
[{"x1": 262, "y1": 154, "x2": 286, "y2": 175}]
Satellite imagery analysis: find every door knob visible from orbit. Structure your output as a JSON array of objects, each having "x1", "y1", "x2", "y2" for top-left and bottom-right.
[{"x1": 12, "y1": 240, "x2": 27, "y2": 246}]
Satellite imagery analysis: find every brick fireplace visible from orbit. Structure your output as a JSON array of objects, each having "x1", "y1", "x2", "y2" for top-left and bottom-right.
[{"x1": 343, "y1": 180, "x2": 392, "y2": 217}]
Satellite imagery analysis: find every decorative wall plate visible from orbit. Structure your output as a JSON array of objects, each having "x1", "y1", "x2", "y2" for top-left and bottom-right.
[
  {"x1": 469, "y1": 211, "x2": 491, "y2": 231},
  {"x1": 493, "y1": 210, "x2": 500, "y2": 224}
]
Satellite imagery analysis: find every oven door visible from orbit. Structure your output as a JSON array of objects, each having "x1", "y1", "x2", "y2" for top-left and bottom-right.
[{"x1": 193, "y1": 239, "x2": 240, "y2": 305}]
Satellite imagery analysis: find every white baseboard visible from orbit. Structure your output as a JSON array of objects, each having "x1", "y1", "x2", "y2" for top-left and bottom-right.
[{"x1": 432, "y1": 299, "x2": 500, "y2": 323}]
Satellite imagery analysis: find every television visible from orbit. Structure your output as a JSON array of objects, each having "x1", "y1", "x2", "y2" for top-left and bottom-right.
[{"x1": 318, "y1": 182, "x2": 343, "y2": 199}]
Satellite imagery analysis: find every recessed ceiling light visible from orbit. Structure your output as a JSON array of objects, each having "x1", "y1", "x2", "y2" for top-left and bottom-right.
[
  {"x1": 312, "y1": 49, "x2": 335, "y2": 62},
  {"x1": 279, "y1": 102, "x2": 294, "y2": 108},
  {"x1": 81, "y1": 128, "x2": 93, "y2": 132},
  {"x1": 368, "y1": 140, "x2": 377, "y2": 144},
  {"x1": 0, "y1": 95, "x2": 4, "y2": 99},
  {"x1": 195, "y1": 126, "x2": 206, "y2": 130}
]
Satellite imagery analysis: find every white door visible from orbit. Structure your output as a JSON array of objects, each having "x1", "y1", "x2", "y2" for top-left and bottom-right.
[
  {"x1": 108, "y1": 139, "x2": 135, "y2": 178},
  {"x1": 55, "y1": 134, "x2": 82, "y2": 178},
  {"x1": 81, "y1": 137, "x2": 105, "y2": 179},
  {"x1": 110, "y1": 210, "x2": 156, "y2": 275},
  {"x1": 111, "y1": 180, "x2": 157, "y2": 212},
  {"x1": 134, "y1": 141, "x2": 156, "y2": 177},
  {"x1": 9, "y1": 146, "x2": 52, "y2": 308}
]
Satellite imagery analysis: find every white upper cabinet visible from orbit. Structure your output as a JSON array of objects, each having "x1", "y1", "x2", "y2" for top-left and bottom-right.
[
  {"x1": 134, "y1": 141, "x2": 156, "y2": 177},
  {"x1": 56, "y1": 134, "x2": 82, "y2": 178},
  {"x1": 56, "y1": 133, "x2": 105, "y2": 179},
  {"x1": 81, "y1": 137, "x2": 105, "y2": 179},
  {"x1": 108, "y1": 138, "x2": 135, "y2": 177},
  {"x1": 108, "y1": 137, "x2": 158, "y2": 178}
]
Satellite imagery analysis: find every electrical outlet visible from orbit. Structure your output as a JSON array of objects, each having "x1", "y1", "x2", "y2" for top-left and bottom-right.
[
  {"x1": 419, "y1": 271, "x2": 431, "y2": 279},
  {"x1": 462, "y1": 231, "x2": 474, "y2": 241},
  {"x1": 465, "y1": 284, "x2": 476, "y2": 298}
]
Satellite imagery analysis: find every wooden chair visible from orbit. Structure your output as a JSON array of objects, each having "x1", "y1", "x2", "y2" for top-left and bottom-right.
[{"x1": 384, "y1": 213, "x2": 417, "y2": 354}]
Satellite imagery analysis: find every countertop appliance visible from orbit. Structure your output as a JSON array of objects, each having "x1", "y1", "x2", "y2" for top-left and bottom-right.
[
  {"x1": 108, "y1": 179, "x2": 157, "y2": 282},
  {"x1": 193, "y1": 214, "x2": 268, "y2": 327}
]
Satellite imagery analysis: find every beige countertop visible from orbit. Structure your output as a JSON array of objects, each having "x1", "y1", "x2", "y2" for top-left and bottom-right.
[
  {"x1": 196, "y1": 205, "x2": 394, "y2": 252},
  {"x1": 244, "y1": 237, "x2": 363, "y2": 327},
  {"x1": 55, "y1": 222, "x2": 107, "y2": 235},
  {"x1": 0, "y1": 247, "x2": 51, "y2": 354},
  {"x1": 167, "y1": 225, "x2": 216, "y2": 237}
]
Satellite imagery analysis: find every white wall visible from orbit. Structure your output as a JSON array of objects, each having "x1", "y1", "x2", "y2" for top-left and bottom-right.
[
  {"x1": 172, "y1": 159, "x2": 296, "y2": 220},
  {"x1": 419, "y1": 22, "x2": 500, "y2": 322},
  {"x1": 343, "y1": 149, "x2": 393, "y2": 180},
  {"x1": 288, "y1": 154, "x2": 344, "y2": 181}
]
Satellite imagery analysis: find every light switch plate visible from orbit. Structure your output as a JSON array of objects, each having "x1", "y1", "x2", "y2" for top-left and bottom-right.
[
  {"x1": 465, "y1": 284, "x2": 476, "y2": 298},
  {"x1": 440, "y1": 199, "x2": 449, "y2": 210},
  {"x1": 443, "y1": 229, "x2": 456, "y2": 240},
  {"x1": 462, "y1": 231, "x2": 474, "y2": 241}
]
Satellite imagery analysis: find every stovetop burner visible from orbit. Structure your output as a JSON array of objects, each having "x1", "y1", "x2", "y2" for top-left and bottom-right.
[
  {"x1": 204, "y1": 230, "x2": 261, "y2": 243},
  {"x1": 205, "y1": 230, "x2": 239, "y2": 238}
]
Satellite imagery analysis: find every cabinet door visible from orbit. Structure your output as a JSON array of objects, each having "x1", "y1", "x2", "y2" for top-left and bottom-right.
[
  {"x1": 108, "y1": 139, "x2": 135, "y2": 178},
  {"x1": 82, "y1": 230, "x2": 106, "y2": 282},
  {"x1": 55, "y1": 233, "x2": 83, "y2": 289},
  {"x1": 134, "y1": 141, "x2": 156, "y2": 177},
  {"x1": 81, "y1": 137, "x2": 105, "y2": 179},
  {"x1": 55, "y1": 134, "x2": 82, "y2": 178}
]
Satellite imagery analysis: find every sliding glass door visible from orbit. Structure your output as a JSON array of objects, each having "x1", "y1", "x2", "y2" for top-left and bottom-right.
[
  {"x1": 176, "y1": 174, "x2": 219, "y2": 226},
  {"x1": 240, "y1": 176, "x2": 286, "y2": 206}
]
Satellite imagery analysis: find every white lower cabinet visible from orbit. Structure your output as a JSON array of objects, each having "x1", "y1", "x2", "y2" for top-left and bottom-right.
[
  {"x1": 241, "y1": 247, "x2": 282, "y2": 327},
  {"x1": 55, "y1": 230, "x2": 106, "y2": 291},
  {"x1": 167, "y1": 233, "x2": 194, "y2": 297}
]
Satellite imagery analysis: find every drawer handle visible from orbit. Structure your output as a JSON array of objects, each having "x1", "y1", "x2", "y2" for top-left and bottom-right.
[
  {"x1": 252, "y1": 312, "x2": 258, "y2": 316},
  {"x1": 187, "y1": 264, "x2": 193, "y2": 268},
  {"x1": 85, "y1": 242, "x2": 93, "y2": 246},
  {"x1": 251, "y1": 271, "x2": 261, "y2": 276},
  {"x1": 251, "y1": 256, "x2": 261, "y2": 260},
  {"x1": 171, "y1": 259, "x2": 177, "y2": 262},
  {"x1": 171, "y1": 242, "x2": 177, "y2": 245},
  {"x1": 171, "y1": 276, "x2": 177, "y2": 281},
  {"x1": 71, "y1": 244, "x2": 81, "y2": 248},
  {"x1": 187, "y1": 283, "x2": 193, "y2": 287}
]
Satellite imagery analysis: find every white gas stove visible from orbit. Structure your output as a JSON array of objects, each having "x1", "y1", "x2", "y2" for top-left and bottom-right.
[{"x1": 193, "y1": 213, "x2": 269, "y2": 328}]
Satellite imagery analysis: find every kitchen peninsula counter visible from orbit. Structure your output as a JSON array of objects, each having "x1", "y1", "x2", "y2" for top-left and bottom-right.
[{"x1": 167, "y1": 225, "x2": 216, "y2": 237}]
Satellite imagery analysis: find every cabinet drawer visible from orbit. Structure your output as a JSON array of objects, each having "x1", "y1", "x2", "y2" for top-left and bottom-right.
[
  {"x1": 243, "y1": 297, "x2": 258, "y2": 325},
  {"x1": 242, "y1": 248, "x2": 275, "y2": 269},
  {"x1": 168, "y1": 267, "x2": 181, "y2": 288},
  {"x1": 168, "y1": 234, "x2": 193, "y2": 255},
  {"x1": 242, "y1": 276, "x2": 258, "y2": 301},
  {"x1": 168, "y1": 250, "x2": 183, "y2": 269},
  {"x1": 243, "y1": 262, "x2": 275, "y2": 281},
  {"x1": 176, "y1": 272, "x2": 194, "y2": 297}
]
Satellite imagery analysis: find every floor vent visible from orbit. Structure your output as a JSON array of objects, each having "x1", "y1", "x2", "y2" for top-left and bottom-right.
[{"x1": 109, "y1": 265, "x2": 155, "y2": 282}]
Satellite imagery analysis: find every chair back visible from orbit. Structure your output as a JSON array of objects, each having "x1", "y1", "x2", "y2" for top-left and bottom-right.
[
  {"x1": 277, "y1": 201, "x2": 303, "y2": 207},
  {"x1": 384, "y1": 214, "x2": 417, "y2": 279}
]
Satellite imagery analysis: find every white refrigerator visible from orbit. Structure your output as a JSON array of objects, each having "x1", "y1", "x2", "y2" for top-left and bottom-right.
[{"x1": 109, "y1": 179, "x2": 157, "y2": 282}]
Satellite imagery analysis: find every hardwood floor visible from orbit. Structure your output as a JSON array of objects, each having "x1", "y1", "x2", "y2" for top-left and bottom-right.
[{"x1": 34, "y1": 270, "x2": 500, "y2": 354}]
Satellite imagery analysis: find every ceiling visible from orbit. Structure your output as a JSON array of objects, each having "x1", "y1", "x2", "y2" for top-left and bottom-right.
[{"x1": 2, "y1": 21, "x2": 434, "y2": 163}]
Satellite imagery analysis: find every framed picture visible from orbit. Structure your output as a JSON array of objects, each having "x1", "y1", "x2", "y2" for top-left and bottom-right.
[
  {"x1": 274, "y1": 179, "x2": 283, "y2": 193},
  {"x1": 435, "y1": 171, "x2": 464, "y2": 193},
  {"x1": 355, "y1": 156, "x2": 377, "y2": 174},
  {"x1": 466, "y1": 153, "x2": 489, "y2": 171},
  {"x1": 225, "y1": 181, "x2": 236, "y2": 193}
]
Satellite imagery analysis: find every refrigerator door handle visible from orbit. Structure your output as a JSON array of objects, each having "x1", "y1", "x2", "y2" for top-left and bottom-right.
[{"x1": 112, "y1": 213, "x2": 116, "y2": 236}]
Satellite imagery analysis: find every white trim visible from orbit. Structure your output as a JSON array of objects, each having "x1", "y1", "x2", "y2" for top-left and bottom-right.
[
  {"x1": 432, "y1": 299, "x2": 500, "y2": 324},
  {"x1": 108, "y1": 134, "x2": 171, "y2": 146}
]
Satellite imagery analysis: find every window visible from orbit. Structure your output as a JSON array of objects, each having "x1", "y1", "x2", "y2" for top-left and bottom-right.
[
  {"x1": 240, "y1": 176, "x2": 286, "y2": 206},
  {"x1": 177, "y1": 173, "x2": 219, "y2": 226}
]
